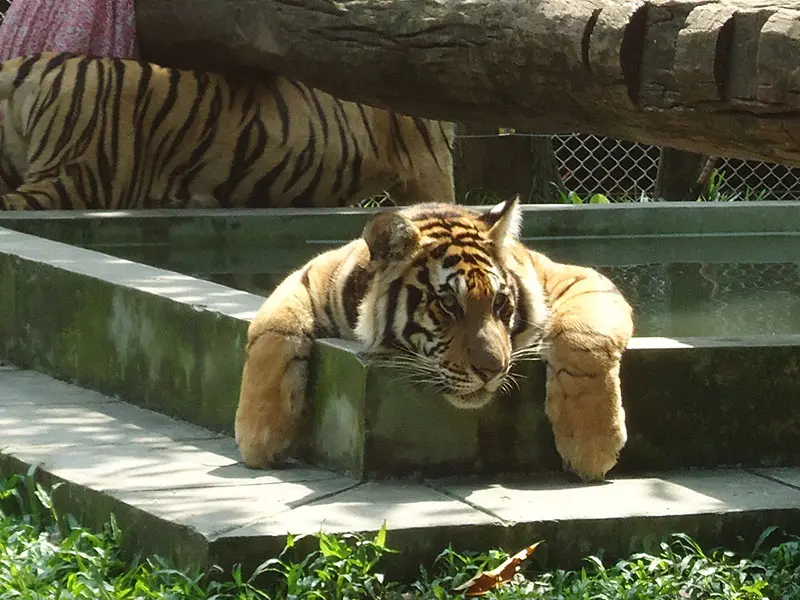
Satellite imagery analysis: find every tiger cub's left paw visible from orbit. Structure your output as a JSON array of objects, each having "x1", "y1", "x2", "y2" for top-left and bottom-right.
[{"x1": 544, "y1": 363, "x2": 627, "y2": 482}]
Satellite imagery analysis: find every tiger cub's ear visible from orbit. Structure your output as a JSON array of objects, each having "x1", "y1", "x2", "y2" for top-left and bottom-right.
[
  {"x1": 481, "y1": 195, "x2": 522, "y2": 246},
  {"x1": 363, "y1": 211, "x2": 421, "y2": 263}
]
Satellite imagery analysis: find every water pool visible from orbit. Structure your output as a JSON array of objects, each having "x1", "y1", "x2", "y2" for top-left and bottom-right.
[{"x1": 95, "y1": 232, "x2": 800, "y2": 339}]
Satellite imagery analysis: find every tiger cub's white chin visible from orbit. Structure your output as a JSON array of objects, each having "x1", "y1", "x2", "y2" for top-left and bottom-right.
[{"x1": 442, "y1": 390, "x2": 496, "y2": 410}]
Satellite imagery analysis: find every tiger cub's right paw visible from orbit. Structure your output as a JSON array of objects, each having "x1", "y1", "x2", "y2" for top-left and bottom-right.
[
  {"x1": 235, "y1": 416, "x2": 292, "y2": 469},
  {"x1": 235, "y1": 329, "x2": 311, "y2": 469}
]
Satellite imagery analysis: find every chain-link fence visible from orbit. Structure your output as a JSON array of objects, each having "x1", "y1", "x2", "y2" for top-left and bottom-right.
[{"x1": 551, "y1": 133, "x2": 800, "y2": 201}]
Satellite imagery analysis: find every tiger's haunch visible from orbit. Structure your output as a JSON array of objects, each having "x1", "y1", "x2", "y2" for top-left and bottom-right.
[{"x1": 0, "y1": 53, "x2": 454, "y2": 210}]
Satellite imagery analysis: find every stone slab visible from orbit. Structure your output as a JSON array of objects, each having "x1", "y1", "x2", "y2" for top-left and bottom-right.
[
  {"x1": 753, "y1": 468, "x2": 800, "y2": 490},
  {"x1": 3, "y1": 203, "x2": 800, "y2": 247},
  {"x1": 0, "y1": 367, "x2": 114, "y2": 405},
  {"x1": 3, "y1": 367, "x2": 800, "y2": 578},
  {"x1": 0, "y1": 402, "x2": 221, "y2": 450},
  {"x1": 10, "y1": 439, "x2": 346, "y2": 493},
  {"x1": 222, "y1": 481, "x2": 501, "y2": 538},
  {"x1": 434, "y1": 470, "x2": 800, "y2": 523},
  {"x1": 116, "y1": 476, "x2": 360, "y2": 538}
]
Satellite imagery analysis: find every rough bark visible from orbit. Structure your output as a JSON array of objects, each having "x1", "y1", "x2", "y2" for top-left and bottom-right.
[
  {"x1": 654, "y1": 148, "x2": 710, "y2": 201},
  {"x1": 137, "y1": 0, "x2": 800, "y2": 167},
  {"x1": 454, "y1": 130, "x2": 565, "y2": 204},
  {"x1": 529, "y1": 137, "x2": 567, "y2": 204}
]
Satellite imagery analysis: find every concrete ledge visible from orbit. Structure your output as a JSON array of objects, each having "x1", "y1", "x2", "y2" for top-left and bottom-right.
[
  {"x1": 2, "y1": 226, "x2": 799, "y2": 476},
  {"x1": 309, "y1": 335, "x2": 800, "y2": 477},
  {"x1": 2, "y1": 366, "x2": 800, "y2": 577},
  {"x1": 2, "y1": 203, "x2": 800, "y2": 248},
  {"x1": 0, "y1": 226, "x2": 263, "y2": 434}
]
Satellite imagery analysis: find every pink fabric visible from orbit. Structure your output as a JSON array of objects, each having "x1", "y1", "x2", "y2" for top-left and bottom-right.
[{"x1": 0, "y1": 0, "x2": 138, "y2": 61}]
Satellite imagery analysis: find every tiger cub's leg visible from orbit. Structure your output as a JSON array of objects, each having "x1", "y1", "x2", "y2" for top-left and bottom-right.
[
  {"x1": 235, "y1": 270, "x2": 317, "y2": 468},
  {"x1": 536, "y1": 258, "x2": 634, "y2": 481}
]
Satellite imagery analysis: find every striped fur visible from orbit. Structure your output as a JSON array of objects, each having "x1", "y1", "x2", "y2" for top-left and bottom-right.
[
  {"x1": 236, "y1": 197, "x2": 634, "y2": 481},
  {"x1": 0, "y1": 53, "x2": 454, "y2": 210}
]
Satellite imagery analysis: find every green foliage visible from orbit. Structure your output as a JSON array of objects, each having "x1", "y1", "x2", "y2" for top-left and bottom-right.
[
  {"x1": 2, "y1": 473, "x2": 800, "y2": 599},
  {"x1": 409, "y1": 532, "x2": 799, "y2": 599},
  {"x1": 699, "y1": 169, "x2": 768, "y2": 202},
  {"x1": 0, "y1": 470, "x2": 267, "y2": 599},
  {"x1": 257, "y1": 524, "x2": 399, "y2": 599}
]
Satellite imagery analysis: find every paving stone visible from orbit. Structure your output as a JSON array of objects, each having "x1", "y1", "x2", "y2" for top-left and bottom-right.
[
  {"x1": 9, "y1": 437, "x2": 344, "y2": 492},
  {"x1": 0, "y1": 402, "x2": 222, "y2": 450},
  {"x1": 115, "y1": 476, "x2": 359, "y2": 538},
  {"x1": 223, "y1": 481, "x2": 501, "y2": 538},
  {"x1": 3, "y1": 367, "x2": 800, "y2": 579},
  {"x1": 0, "y1": 369, "x2": 113, "y2": 405},
  {"x1": 753, "y1": 467, "x2": 800, "y2": 490},
  {"x1": 433, "y1": 470, "x2": 800, "y2": 523}
]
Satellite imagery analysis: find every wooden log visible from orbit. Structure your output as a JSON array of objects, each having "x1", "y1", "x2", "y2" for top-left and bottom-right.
[{"x1": 136, "y1": 0, "x2": 800, "y2": 166}]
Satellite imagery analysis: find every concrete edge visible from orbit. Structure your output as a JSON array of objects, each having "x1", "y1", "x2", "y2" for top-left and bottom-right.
[{"x1": 1, "y1": 202, "x2": 800, "y2": 250}]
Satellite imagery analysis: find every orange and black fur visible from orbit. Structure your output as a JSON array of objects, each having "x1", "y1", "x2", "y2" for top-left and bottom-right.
[
  {"x1": 0, "y1": 53, "x2": 454, "y2": 210},
  {"x1": 236, "y1": 197, "x2": 634, "y2": 481}
]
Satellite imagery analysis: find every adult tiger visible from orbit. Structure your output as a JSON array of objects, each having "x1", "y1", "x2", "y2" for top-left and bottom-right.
[
  {"x1": 236, "y1": 197, "x2": 634, "y2": 482},
  {"x1": 0, "y1": 52, "x2": 454, "y2": 210}
]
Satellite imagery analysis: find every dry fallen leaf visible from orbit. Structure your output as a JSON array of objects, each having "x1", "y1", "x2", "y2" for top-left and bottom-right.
[{"x1": 452, "y1": 541, "x2": 542, "y2": 596}]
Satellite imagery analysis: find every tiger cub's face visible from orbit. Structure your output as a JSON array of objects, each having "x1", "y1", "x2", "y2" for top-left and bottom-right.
[{"x1": 356, "y1": 197, "x2": 545, "y2": 410}]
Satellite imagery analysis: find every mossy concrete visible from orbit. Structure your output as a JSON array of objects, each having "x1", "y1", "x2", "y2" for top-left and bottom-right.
[
  {"x1": 0, "y1": 227, "x2": 263, "y2": 435},
  {"x1": 309, "y1": 337, "x2": 800, "y2": 478},
  {"x1": 3, "y1": 203, "x2": 800, "y2": 249},
  {"x1": 2, "y1": 226, "x2": 800, "y2": 478},
  {"x1": 307, "y1": 340, "x2": 555, "y2": 478}
]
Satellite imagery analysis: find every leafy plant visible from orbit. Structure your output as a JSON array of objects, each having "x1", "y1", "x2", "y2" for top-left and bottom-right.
[
  {"x1": 699, "y1": 169, "x2": 769, "y2": 202},
  {"x1": 258, "y1": 524, "x2": 398, "y2": 599},
  {"x1": 2, "y1": 473, "x2": 800, "y2": 599},
  {"x1": 552, "y1": 186, "x2": 611, "y2": 205}
]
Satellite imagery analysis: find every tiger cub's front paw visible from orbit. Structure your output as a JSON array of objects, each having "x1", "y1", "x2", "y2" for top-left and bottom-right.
[
  {"x1": 235, "y1": 416, "x2": 292, "y2": 469},
  {"x1": 553, "y1": 421, "x2": 627, "y2": 482},
  {"x1": 544, "y1": 362, "x2": 627, "y2": 482},
  {"x1": 235, "y1": 330, "x2": 311, "y2": 469}
]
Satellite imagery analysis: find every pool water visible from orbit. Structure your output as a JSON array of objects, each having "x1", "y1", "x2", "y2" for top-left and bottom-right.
[
  {"x1": 599, "y1": 261, "x2": 800, "y2": 337},
  {"x1": 98, "y1": 233, "x2": 800, "y2": 339}
]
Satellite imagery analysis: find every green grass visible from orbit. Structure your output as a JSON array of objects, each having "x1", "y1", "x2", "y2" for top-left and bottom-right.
[{"x1": 1, "y1": 470, "x2": 799, "y2": 599}]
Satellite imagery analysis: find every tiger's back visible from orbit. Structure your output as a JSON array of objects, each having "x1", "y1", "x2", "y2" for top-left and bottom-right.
[{"x1": 0, "y1": 53, "x2": 455, "y2": 210}]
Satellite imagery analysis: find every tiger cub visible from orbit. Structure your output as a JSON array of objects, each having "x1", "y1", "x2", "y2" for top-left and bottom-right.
[
  {"x1": 0, "y1": 53, "x2": 454, "y2": 210},
  {"x1": 236, "y1": 197, "x2": 634, "y2": 481}
]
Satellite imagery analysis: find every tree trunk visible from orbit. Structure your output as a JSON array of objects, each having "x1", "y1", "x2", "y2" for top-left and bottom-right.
[
  {"x1": 530, "y1": 137, "x2": 567, "y2": 204},
  {"x1": 454, "y1": 126, "x2": 566, "y2": 204},
  {"x1": 454, "y1": 129, "x2": 564, "y2": 204},
  {"x1": 136, "y1": 0, "x2": 800, "y2": 168},
  {"x1": 654, "y1": 148, "x2": 710, "y2": 201}
]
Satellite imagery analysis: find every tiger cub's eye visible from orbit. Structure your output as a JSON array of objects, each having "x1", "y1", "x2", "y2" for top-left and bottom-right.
[
  {"x1": 439, "y1": 294, "x2": 461, "y2": 316},
  {"x1": 493, "y1": 292, "x2": 511, "y2": 315}
]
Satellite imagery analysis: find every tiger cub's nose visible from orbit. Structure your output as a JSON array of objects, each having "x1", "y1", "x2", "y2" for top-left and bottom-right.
[{"x1": 473, "y1": 355, "x2": 507, "y2": 382}]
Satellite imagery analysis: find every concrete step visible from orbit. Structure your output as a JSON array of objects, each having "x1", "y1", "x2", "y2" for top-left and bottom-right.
[
  {"x1": 2, "y1": 364, "x2": 800, "y2": 577},
  {"x1": 3, "y1": 226, "x2": 799, "y2": 481}
]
